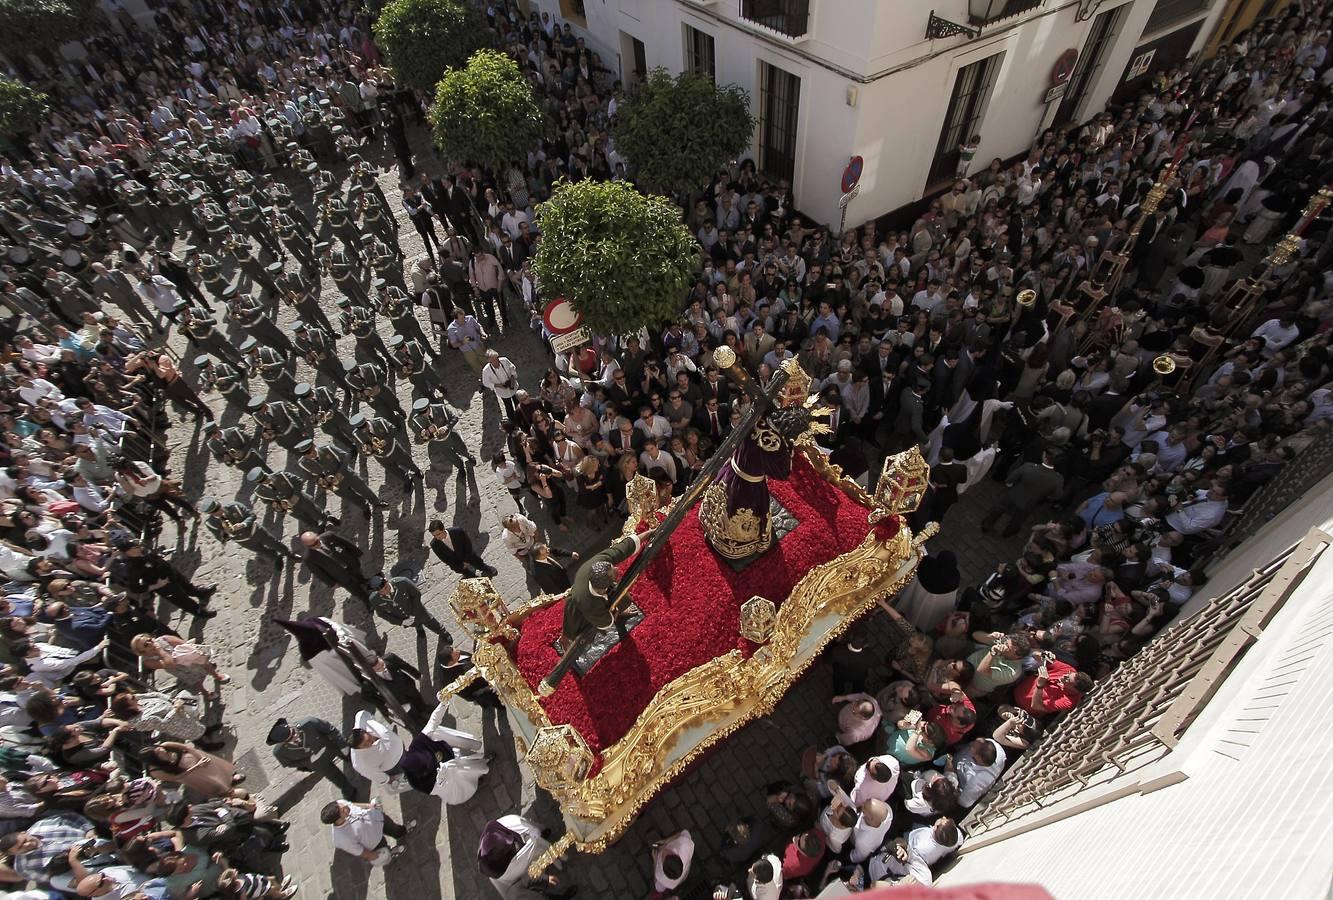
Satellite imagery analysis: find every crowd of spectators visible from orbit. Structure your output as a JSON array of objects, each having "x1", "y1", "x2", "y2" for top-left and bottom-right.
[{"x1": 2, "y1": 0, "x2": 1332, "y2": 896}]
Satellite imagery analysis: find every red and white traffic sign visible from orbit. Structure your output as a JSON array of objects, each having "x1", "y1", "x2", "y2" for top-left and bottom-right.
[{"x1": 542, "y1": 297, "x2": 584, "y2": 335}]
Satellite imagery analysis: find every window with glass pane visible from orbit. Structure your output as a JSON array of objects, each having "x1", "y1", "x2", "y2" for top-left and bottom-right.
[
  {"x1": 684, "y1": 24, "x2": 716, "y2": 81},
  {"x1": 1056, "y1": 4, "x2": 1125, "y2": 125},
  {"x1": 927, "y1": 52, "x2": 1004, "y2": 187},
  {"x1": 759, "y1": 61, "x2": 800, "y2": 183}
]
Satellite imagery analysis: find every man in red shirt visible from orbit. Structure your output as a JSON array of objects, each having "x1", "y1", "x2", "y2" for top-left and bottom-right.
[
  {"x1": 1014, "y1": 659, "x2": 1094, "y2": 718},
  {"x1": 927, "y1": 695, "x2": 977, "y2": 746}
]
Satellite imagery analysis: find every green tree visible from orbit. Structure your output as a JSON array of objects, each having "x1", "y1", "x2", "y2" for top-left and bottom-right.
[
  {"x1": 532, "y1": 180, "x2": 698, "y2": 337},
  {"x1": 0, "y1": 77, "x2": 48, "y2": 140},
  {"x1": 431, "y1": 49, "x2": 548, "y2": 174},
  {"x1": 373, "y1": 0, "x2": 489, "y2": 92},
  {"x1": 612, "y1": 68, "x2": 756, "y2": 197},
  {"x1": 0, "y1": 0, "x2": 99, "y2": 60}
]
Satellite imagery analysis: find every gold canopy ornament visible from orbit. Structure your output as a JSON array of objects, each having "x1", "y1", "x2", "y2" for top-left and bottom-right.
[
  {"x1": 449, "y1": 577, "x2": 518, "y2": 643},
  {"x1": 527, "y1": 724, "x2": 594, "y2": 788},
  {"x1": 870, "y1": 446, "x2": 930, "y2": 522},
  {"x1": 622, "y1": 473, "x2": 661, "y2": 537},
  {"x1": 739, "y1": 595, "x2": 777, "y2": 644}
]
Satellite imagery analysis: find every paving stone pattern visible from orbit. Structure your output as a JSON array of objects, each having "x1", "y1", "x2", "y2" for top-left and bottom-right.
[{"x1": 155, "y1": 125, "x2": 1027, "y2": 900}]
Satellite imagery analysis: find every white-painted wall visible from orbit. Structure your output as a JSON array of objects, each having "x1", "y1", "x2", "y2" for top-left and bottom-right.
[{"x1": 554, "y1": 0, "x2": 1230, "y2": 227}]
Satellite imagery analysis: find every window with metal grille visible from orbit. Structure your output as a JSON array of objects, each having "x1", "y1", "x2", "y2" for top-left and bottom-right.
[
  {"x1": 759, "y1": 61, "x2": 800, "y2": 183},
  {"x1": 1056, "y1": 4, "x2": 1126, "y2": 126},
  {"x1": 1144, "y1": 0, "x2": 1212, "y2": 33},
  {"x1": 684, "y1": 24, "x2": 716, "y2": 81},
  {"x1": 740, "y1": 0, "x2": 810, "y2": 38},
  {"x1": 928, "y1": 52, "x2": 1004, "y2": 187},
  {"x1": 962, "y1": 531, "x2": 1328, "y2": 841}
]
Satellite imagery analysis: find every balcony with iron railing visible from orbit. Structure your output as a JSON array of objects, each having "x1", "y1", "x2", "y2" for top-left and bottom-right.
[
  {"x1": 739, "y1": 0, "x2": 810, "y2": 41},
  {"x1": 968, "y1": 0, "x2": 1043, "y2": 27}
]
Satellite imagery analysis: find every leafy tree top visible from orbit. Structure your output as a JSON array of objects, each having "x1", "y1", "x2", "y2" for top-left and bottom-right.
[
  {"x1": 0, "y1": 0, "x2": 99, "y2": 59},
  {"x1": 612, "y1": 68, "x2": 756, "y2": 197},
  {"x1": 0, "y1": 77, "x2": 49, "y2": 140},
  {"x1": 373, "y1": 0, "x2": 488, "y2": 92},
  {"x1": 532, "y1": 179, "x2": 698, "y2": 337},
  {"x1": 431, "y1": 49, "x2": 548, "y2": 174}
]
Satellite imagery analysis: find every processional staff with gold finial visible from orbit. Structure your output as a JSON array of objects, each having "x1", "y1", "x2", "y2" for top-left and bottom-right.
[{"x1": 1089, "y1": 111, "x2": 1200, "y2": 319}]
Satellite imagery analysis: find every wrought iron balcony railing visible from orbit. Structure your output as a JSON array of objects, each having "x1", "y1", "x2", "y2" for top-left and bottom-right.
[{"x1": 739, "y1": 0, "x2": 810, "y2": 39}]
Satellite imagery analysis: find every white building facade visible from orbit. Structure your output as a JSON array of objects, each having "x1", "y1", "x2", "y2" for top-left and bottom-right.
[{"x1": 531, "y1": 0, "x2": 1231, "y2": 228}]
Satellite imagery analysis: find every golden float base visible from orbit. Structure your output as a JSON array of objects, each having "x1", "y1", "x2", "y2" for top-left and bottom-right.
[{"x1": 442, "y1": 447, "x2": 934, "y2": 875}]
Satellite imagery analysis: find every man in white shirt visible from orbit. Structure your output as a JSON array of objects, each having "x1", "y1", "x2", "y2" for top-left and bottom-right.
[
  {"x1": 1251, "y1": 314, "x2": 1300, "y2": 358},
  {"x1": 480, "y1": 350, "x2": 521, "y2": 417},
  {"x1": 850, "y1": 755, "x2": 900, "y2": 807},
  {"x1": 639, "y1": 439, "x2": 677, "y2": 483},
  {"x1": 634, "y1": 407, "x2": 671, "y2": 442},
  {"x1": 868, "y1": 817, "x2": 963, "y2": 885},
  {"x1": 952, "y1": 737, "x2": 1006, "y2": 807},
  {"x1": 16, "y1": 639, "x2": 110, "y2": 689},
  {"x1": 849, "y1": 797, "x2": 893, "y2": 864},
  {"x1": 1164, "y1": 483, "x2": 1229, "y2": 535},
  {"x1": 348, "y1": 710, "x2": 405, "y2": 788},
  {"x1": 321, "y1": 799, "x2": 415, "y2": 863}
]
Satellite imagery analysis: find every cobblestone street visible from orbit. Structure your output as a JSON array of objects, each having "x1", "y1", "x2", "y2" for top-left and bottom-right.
[{"x1": 157, "y1": 127, "x2": 1026, "y2": 900}]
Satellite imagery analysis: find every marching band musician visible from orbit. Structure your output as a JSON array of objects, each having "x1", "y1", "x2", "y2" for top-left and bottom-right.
[
  {"x1": 296, "y1": 439, "x2": 387, "y2": 511},
  {"x1": 247, "y1": 395, "x2": 301, "y2": 447},
  {"x1": 351, "y1": 413, "x2": 422, "y2": 486},
  {"x1": 343, "y1": 359, "x2": 406, "y2": 421},
  {"x1": 292, "y1": 320, "x2": 347, "y2": 386},
  {"x1": 203, "y1": 422, "x2": 264, "y2": 472},
  {"x1": 226, "y1": 286, "x2": 293, "y2": 353},
  {"x1": 289, "y1": 381, "x2": 353, "y2": 447},
  {"x1": 388, "y1": 334, "x2": 447, "y2": 397},
  {"x1": 375, "y1": 280, "x2": 441, "y2": 357},
  {"x1": 196, "y1": 354, "x2": 251, "y2": 406},
  {"x1": 336, "y1": 296, "x2": 393, "y2": 366},
  {"x1": 408, "y1": 398, "x2": 475, "y2": 471},
  {"x1": 277, "y1": 269, "x2": 331, "y2": 330},
  {"x1": 248, "y1": 467, "x2": 335, "y2": 531},
  {"x1": 201, "y1": 497, "x2": 298, "y2": 567}
]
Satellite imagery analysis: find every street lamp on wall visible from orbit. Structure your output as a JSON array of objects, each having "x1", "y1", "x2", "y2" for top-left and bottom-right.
[
  {"x1": 926, "y1": 9, "x2": 981, "y2": 39},
  {"x1": 1076, "y1": 0, "x2": 1106, "y2": 21}
]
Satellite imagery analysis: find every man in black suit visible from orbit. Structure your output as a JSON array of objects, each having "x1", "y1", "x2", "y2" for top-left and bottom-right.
[
  {"x1": 692, "y1": 395, "x2": 731, "y2": 442},
  {"x1": 299, "y1": 530, "x2": 366, "y2": 593},
  {"x1": 815, "y1": 388, "x2": 849, "y2": 452},
  {"x1": 890, "y1": 380, "x2": 930, "y2": 451},
  {"x1": 497, "y1": 233, "x2": 526, "y2": 273},
  {"x1": 865, "y1": 368, "x2": 899, "y2": 443},
  {"x1": 428, "y1": 520, "x2": 497, "y2": 578},
  {"x1": 698, "y1": 366, "x2": 732, "y2": 406},
  {"x1": 364, "y1": 652, "x2": 433, "y2": 731},
  {"x1": 605, "y1": 416, "x2": 643, "y2": 466}
]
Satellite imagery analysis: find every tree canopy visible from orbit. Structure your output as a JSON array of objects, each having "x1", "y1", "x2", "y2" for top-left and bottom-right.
[
  {"x1": 431, "y1": 49, "x2": 548, "y2": 174},
  {"x1": 612, "y1": 68, "x2": 756, "y2": 197},
  {"x1": 532, "y1": 179, "x2": 698, "y2": 337},
  {"x1": 0, "y1": 77, "x2": 49, "y2": 140},
  {"x1": 373, "y1": 0, "x2": 489, "y2": 93},
  {"x1": 0, "y1": 0, "x2": 99, "y2": 59}
]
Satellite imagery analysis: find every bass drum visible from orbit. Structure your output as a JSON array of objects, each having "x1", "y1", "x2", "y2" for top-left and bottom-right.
[{"x1": 62, "y1": 247, "x2": 88, "y2": 272}]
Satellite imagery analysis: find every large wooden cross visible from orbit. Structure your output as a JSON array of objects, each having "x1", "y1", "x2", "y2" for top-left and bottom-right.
[{"x1": 538, "y1": 347, "x2": 787, "y2": 694}]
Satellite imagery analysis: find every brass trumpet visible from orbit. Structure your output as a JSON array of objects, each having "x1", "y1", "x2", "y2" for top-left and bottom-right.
[
  {"x1": 1152, "y1": 355, "x2": 1177, "y2": 375},
  {"x1": 369, "y1": 436, "x2": 388, "y2": 456},
  {"x1": 1015, "y1": 288, "x2": 1037, "y2": 308}
]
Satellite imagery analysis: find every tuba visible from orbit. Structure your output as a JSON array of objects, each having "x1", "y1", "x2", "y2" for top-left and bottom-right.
[
  {"x1": 1152, "y1": 354, "x2": 1177, "y2": 375},
  {"x1": 1015, "y1": 288, "x2": 1037, "y2": 309}
]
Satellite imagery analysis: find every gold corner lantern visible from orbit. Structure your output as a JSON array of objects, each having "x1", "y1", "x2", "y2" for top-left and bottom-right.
[
  {"x1": 526, "y1": 724, "x2": 594, "y2": 791},
  {"x1": 739, "y1": 595, "x2": 777, "y2": 644},
  {"x1": 871, "y1": 446, "x2": 931, "y2": 521},
  {"x1": 448, "y1": 577, "x2": 517, "y2": 643}
]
